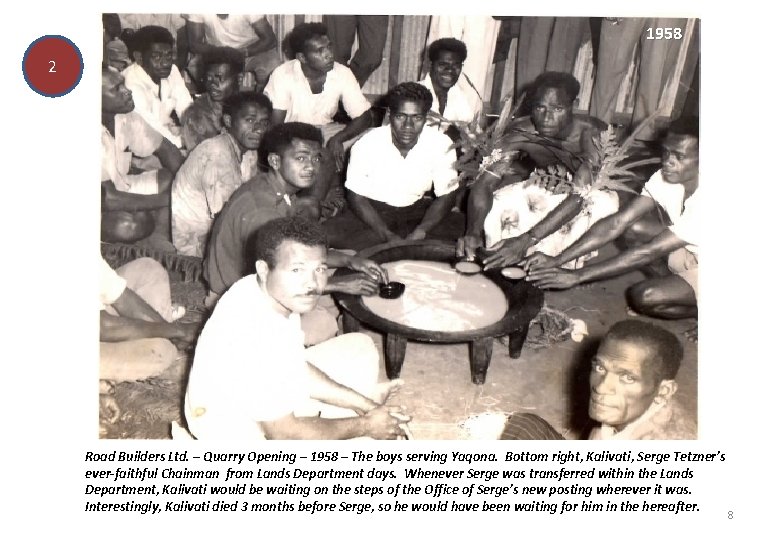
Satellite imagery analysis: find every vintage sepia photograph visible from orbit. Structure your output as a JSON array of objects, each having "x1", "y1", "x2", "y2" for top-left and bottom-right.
[{"x1": 98, "y1": 13, "x2": 700, "y2": 442}]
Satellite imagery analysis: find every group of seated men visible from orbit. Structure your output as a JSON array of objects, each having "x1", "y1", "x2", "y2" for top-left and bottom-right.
[{"x1": 100, "y1": 19, "x2": 699, "y2": 440}]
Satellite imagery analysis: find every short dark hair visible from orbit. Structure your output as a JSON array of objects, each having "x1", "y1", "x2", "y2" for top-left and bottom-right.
[
  {"x1": 252, "y1": 216, "x2": 328, "y2": 268},
  {"x1": 288, "y1": 22, "x2": 328, "y2": 56},
  {"x1": 260, "y1": 122, "x2": 323, "y2": 166},
  {"x1": 529, "y1": 71, "x2": 581, "y2": 105},
  {"x1": 201, "y1": 46, "x2": 245, "y2": 77},
  {"x1": 222, "y1": 91, "x2": 273, "y2": 121},
  {"x1": 667, "y1": 116, "x2": 699, "y2": 141},
  {"x1": 428, "y1": 37, "x2": 468, "y2": 64},
  {"x1": 385, "y1": 82, "x2": 433, "y2": 114},
  {"x1": 128, "y1": 25, "x2": 174, "y2": 56},
  {"x1": 603, "y1": 320, "x2": 683, "y2": 383},
  {"x1": 102, "y1": 13, "x2": 121, "y2": 39}
]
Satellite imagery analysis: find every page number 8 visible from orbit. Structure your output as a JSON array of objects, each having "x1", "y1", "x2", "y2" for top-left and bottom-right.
[
  {"x1": 728, "y1": 511, "x2": 734, "y2": 519},
  {"x1": 49, "y1": 61, "x2": 56, "y2": 73}
]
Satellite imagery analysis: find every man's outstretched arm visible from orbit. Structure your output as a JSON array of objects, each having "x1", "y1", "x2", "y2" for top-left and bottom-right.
[
  {"x1": 525, "y1": 194, "x2": 658, "y2": 270},
  {"x1": 528, "y1": 229, "x2": 688, "y2": 289}
]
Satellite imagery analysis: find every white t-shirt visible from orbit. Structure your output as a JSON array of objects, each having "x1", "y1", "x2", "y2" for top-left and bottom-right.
[
  {"x1": 642, "y1": 170, "x2": 699, "y2": 254},
  {"x1": 101, "y1": 112, "x2": 162, "y2": 194},
  {"x1": 183, "y1": 14, "x2": 267, "y2": 49},
  {"x1": 264, "y1": 60, "x2": 371, "y2": 126},
  {"x1": 345, "y1": 124, "x2": 459, "y2": 207},
  {"x1": 419, "y1": 74, "x2": 482, "y2": 129},
  {"x1": 121, "y1": 62, "x2": 193, "y2": 147},
  {"x1": 184, "y1": 275, "x2": 309, "y2": 439}
]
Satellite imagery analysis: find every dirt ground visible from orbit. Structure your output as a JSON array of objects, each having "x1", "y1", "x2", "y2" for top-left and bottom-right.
[{"x1": 99, "y1": 242, "x2": 697, "y2": 440}]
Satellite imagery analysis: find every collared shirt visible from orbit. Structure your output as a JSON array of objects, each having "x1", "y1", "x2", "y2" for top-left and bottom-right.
[
  {"x1": 183, "y1": 14, "x2": 268, "y2": 49},
  {"x1": 171, "y1": 133, "x2": 258, "y2": 257},
  {"x1": 121, "y1": 62, "x2": 193, "y2": 147},
  {"x1": 185, "y1": 275, "x2": 308, "y2": 438},
  {"x1": 264, "y1": 60, "x2": 371, "y2": 126},
  {"x1": 100, "y1": 112, "x2": 162, "y2": 192},
  {"x1": 642, "y1": 170, "x2": 699, "y2": 254},
  {"x1": 345, "y1": 124, "x2": 459, "y2": 207},
  {"x1": 419, "y1": 74, "x2": 482, "y2": 130},
  {"x1": 204, "y1": 172, "x2": 296, "y2": 295}
]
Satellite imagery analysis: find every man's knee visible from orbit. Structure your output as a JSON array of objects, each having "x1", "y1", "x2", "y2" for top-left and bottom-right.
[
  {"x1": 301, "y1": 307, "x2": 339, "y2": 346},
  {"x1": 119, "y1": 257, "x2": 167, "y2": 284},
  {"x1": 626, "y1": 281, "x2": 661, "y2": 310},
  {"x1": 102, "y1": 210, "x2": 156, "y2": 243},
  {"x1": 619, "y1": 214, "x2": 666, "y2": 248},
  {"x1": 100, "y1": 338, "x2": 177, "y2": 382}
]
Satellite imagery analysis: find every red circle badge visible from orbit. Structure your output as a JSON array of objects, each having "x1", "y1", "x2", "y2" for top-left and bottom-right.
[{"x1": 23, "y1": 35, "x2": 83, "y2": 97}]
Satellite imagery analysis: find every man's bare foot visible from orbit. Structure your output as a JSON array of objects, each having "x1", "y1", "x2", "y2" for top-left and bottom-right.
[
  {"x1": 684, "y1": 325, "x2": 698, "y2": 344},
  {"x1": 376, "y1": 379, "x2": 404, "y2": 404}
]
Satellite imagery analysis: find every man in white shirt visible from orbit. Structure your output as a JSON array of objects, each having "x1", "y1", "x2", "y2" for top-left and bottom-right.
[
  {"x1": 183, "y1": 14, "x2": 280, "y2": 90},
  {"x1": 325, "y1": 82, "x2": 463, "y2": 250},
  {"x1": 523, "y1": 118, "x2": 700, "y2": 338},
  {"x1": 101, "y1": 66, "x2": 183, "y2": 244},
  {"x1": 184, "y1": 216, "x2": 409, "y2": 440},
  {"x1": 265, "y1": 22, "x2": 374, "y2": 218},
  {"x1": 419, "y1": 38, "x2": 483, "y2": 136},
  {"x1": 122, "y1": 25, "x2": 193, "y2": 148}
]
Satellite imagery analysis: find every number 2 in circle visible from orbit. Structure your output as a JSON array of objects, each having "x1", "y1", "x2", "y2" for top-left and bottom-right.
[{"x1": 49, "y1": 60, "x2": 56, "y2": 73}]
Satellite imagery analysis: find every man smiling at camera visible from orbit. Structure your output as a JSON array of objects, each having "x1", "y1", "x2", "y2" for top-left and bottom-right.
[
  {"x1": 203, "y1": 122, "x2": 388, "y2": 344},
  {"x1": 185, "y1": 216, "x2": 409, "y2": 440}
]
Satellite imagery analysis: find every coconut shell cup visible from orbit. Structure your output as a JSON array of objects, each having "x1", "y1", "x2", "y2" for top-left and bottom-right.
[{"x1": 379, "y1": 281, "x2": 406, "y2": 299}]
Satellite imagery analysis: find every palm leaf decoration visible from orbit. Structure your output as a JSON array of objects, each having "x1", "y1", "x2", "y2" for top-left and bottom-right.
[
  {"x1": 438, "y1": 93, "x2": 590, "y2": 187},
  {"x1": 525, "y1": 109, "x2": 664, "y2": 210}
]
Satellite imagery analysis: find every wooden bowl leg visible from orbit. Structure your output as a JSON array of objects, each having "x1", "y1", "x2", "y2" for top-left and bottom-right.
[
  {"x1": 384, "y1": 333, "x2": 407, "y2": 379},
  {"x1": 469, "y1": 336, "x2": 494, "y2": 385}
]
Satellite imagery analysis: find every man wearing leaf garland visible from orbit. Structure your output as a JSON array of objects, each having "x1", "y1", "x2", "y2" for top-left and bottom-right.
[
  {"x1": 523, "y1": 118, "x2": 699, "y2": 341},
  {"x1": 457, "y1": 71, "x2": 620, "y2": 271}
]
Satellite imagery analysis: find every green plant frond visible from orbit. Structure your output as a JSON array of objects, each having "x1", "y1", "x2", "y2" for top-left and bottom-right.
[
  {"x1": 601, "y1": 166, "x2": 641, "y2": 178},
  {"x1": 620, "y1": 157, "x2": 662, "y2": 170},
  {"x1": 492, "y1": 94, "x2": 521, "y2": 139}
]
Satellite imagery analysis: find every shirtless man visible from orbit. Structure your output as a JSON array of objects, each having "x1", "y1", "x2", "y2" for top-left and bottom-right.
[
  {"x1": 524, "y1": 118, "x2": 699, "y2": 339},
  {"x1": 458, "y1": 72, "x2": 610, "y2": 269}
]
